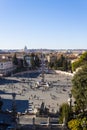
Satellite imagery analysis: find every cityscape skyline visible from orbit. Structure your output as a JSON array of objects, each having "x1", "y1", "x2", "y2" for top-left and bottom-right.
[{"x1": 0, "y1": 0, "x2": 87, "y2": 50}]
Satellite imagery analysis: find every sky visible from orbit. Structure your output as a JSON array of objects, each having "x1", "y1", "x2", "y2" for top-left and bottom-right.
[{"x1": 0, "y1": 0, "x2": 87, "y2": 50}]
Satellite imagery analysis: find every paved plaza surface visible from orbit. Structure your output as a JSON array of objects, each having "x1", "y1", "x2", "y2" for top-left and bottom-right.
[
  {"x1": 0, "y1": 70, "x2": 73, "y2": 129},
  {"x1": 0, "y1": 70, "x2": 73, "y2": 113}
]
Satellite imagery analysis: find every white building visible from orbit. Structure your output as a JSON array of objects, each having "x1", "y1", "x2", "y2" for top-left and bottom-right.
[
  {"x1": 0, "y1": 60, "x2": 16, "y2": 76},
  {"x1": 24, "y1": 45, "x2": 28, "y2": 53}
]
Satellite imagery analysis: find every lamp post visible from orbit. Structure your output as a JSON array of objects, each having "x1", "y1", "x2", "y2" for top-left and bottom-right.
[
  {"x1": 68, "y1": 93, "x2": 72, "y2": 119},
  {"x1": 68, "y1": 93, "x2": 72, "y2": 109},
  {"x1": 12, "y1": 92, "x2": 17, "y2": 123},
  {"x1": 62, "y1": 117, "x2": 66, "y2": 130},
  {"x1": 32, "y1": 117, "x2": 36, "y2": 130}
]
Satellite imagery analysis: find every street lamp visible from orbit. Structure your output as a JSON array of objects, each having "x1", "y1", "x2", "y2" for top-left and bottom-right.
[
  {"x1": 68, "y1": 93, "x2": 72, "y2": 109},
  {"x1": 32, "y1": 117, "x2": 36, "y2": 129},
  {"x1": 68, "y1": 93, "x2": 72, "y2": 119},
  {"x1": 12, "y1": 92, "x2": 16, "y2": 122}
]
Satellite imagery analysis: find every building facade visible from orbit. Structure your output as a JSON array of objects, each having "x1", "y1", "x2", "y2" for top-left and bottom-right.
[{"x1": 0, "y1": 60, "x2": 16, "y2": 76}]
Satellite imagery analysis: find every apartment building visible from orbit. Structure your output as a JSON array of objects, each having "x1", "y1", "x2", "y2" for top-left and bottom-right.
[{"x1": 0, "y1": 59, "x2": 16, "y2": 76}]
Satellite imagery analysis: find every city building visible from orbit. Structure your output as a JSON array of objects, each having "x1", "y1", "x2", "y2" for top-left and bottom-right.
[{"x1": 0, "y1": 58, "x2": 16, "y2": 76}]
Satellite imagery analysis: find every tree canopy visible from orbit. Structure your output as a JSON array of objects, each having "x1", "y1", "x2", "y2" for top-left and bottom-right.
[
  {"x1": 59, "y1": 103, "x2": 70, "y2": 123},
  {"x1": 72, "y1": 65, "x2": 87, "y2": 112},
  {"x1": 48, "y1": 55, "x2": 71, "y2": 71},
  {"x1": 72, "y1": 52, "x2": 87, "y2": 71},
  {"x1": 12, "y1": 53, "x2": 18, "y2": 65},
  {"x1": 30, "y1": 53, "x2": 40, "y2": 69}
]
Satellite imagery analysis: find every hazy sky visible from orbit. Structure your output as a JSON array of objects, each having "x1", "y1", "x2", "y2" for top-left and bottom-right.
[{"x1": 0, "y1": 0, "x2": 87, "y2": 49}]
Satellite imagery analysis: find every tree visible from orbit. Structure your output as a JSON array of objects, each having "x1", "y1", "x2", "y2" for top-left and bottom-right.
[
  {"x1": 68, "y1": 118, "x2": 82, "y2": 130},
  {"x1": 68, "y1": 60, "x2": 72, "y2": 72},
  {"x1": 12, "y1": 53, "x2": 18, "y2": 65},
  {"x1": 30, "y1": 53, "x2": 35, "y2": 69},
  {"x1": 34, "y1": 54, "x2": 40, "y2": 67},
  {"x1": 59, "y1": 103, "x2": 70, "y2": 124},
  {"x1": 72, "y1": 52, "x2": 87, "y2": 71},
  {"x1": 72, "y1": 65, "x2": 87, "y2": 113},
  {"x1": 68, "y1": 117, "x2": 87, "y2": 130},
  {"x1": 48, "y1": 62, "x2": 54, "y2": 69},
  {"x1": 23, "y1": 55, "x2": 30, "y2": 67},
  {"x1": 63, "y1": 59, "x2": 68, "y2": 71},
  {"x1": 80, "y1": 52, "x2": 87, "y2": 61}
]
